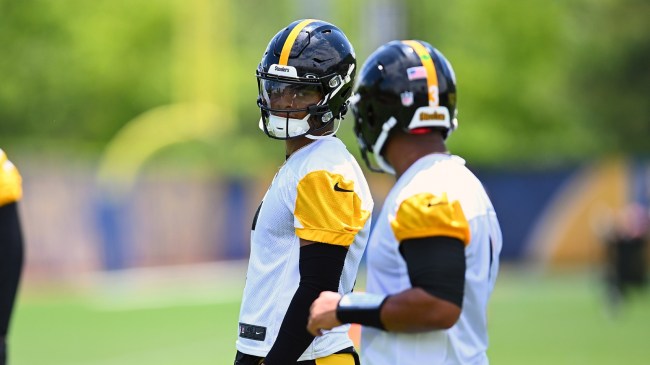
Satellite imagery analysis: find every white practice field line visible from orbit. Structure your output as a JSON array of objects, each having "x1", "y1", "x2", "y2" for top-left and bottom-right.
[{"x1": 87, "y1": 260, "x2": 249, "y2": 311}]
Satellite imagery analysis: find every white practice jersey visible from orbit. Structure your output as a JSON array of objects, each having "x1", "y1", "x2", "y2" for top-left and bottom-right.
[
  {"x1": 362, "y1": 154, "x2": 502, "y2": 365},
  {"x1": 237, "y1": 137, "x2": 373, "y2": 360}
]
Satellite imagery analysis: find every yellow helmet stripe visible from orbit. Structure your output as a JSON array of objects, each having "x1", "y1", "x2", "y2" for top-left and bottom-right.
[
  {"x1": 402, "y1": 40, "x2": 439, "y2": 106},
  {"x1": 279, "y1": 19, "x2": 317, "y2": 66}
]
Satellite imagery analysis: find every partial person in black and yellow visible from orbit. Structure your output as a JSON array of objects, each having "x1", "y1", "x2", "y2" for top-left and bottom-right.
[
  {"x1": 233, "y1": 19, "x2": 373, "y2": 365},
  {"x1": 0, "y1": 149, "x2": 24, "y2": 365}
]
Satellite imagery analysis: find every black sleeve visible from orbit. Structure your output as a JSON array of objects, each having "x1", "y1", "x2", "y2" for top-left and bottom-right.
[
  {"x1": 399, "y1": 236, "x2": 466, "y2": 308},
  {"x1": 263, "y1": 242, "x2": 347, "y2": 365},
  {"x1": 0, "y1": 202, "x2": 24, "y2": 336}
]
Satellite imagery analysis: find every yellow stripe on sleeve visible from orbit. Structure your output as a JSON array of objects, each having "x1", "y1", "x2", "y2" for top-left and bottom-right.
[
  {"x1": 402, "y1": 40, "x2": 439, "y2": 106},
  {"x1": 279, "y1": 19, "x2": 317, "y2": 65},
  {"x1": 391, "y1": 192, "x2": 470, "y2": 245}
]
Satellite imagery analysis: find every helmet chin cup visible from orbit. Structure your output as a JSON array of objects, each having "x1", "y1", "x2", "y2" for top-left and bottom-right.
[{"x1": 261, "y1": 113, "x2": 311, "y2": 139}]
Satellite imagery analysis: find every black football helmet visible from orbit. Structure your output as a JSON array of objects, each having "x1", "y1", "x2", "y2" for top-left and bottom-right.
[
  {"x1": 256, "y1": 19, "x2": 357, "y2": 139},
  {"x1": 351, "y1": 40, "x2": 458, "y2": 174}
]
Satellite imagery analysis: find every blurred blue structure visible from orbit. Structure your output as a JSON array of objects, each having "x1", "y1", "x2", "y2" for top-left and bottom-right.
[
  {"x1": 223, "y1": 179, "x2": 249, "y2": 260},
  {"x1": 477, "y1": 167, "x2": 576, "y2": 260},
  {"x1": 82, "y1": 160, "x2": 648, "y2": 271},
  {"x1": 96, "y1": 196, "x2": 132, "y2": 270}
]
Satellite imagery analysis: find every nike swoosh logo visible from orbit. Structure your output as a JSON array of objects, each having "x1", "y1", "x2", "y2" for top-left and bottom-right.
[
  {"x1": 334, "y1": 182, "x2": 354, "y2": 193},
  {"x1": 427, "y1": 201, "x2": 445, "y2": 207}
]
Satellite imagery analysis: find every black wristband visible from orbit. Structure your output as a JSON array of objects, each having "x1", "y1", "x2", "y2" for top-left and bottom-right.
[{"x1": 336, "y1": 293, "x2": 388, "y2": 330}]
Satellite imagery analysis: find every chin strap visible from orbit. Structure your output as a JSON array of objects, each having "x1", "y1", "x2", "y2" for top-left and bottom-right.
[
  {"x1": 306, "y1": 119, "x2": 341, "y2": 140},
  {"x1": 371, "y1": 117, "x2": 398, "y2": 175}
]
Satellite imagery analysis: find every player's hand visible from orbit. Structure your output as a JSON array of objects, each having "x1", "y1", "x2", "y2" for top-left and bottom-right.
[{"x1": 307, "y1": 291, "x2": 343, "y2": 336}]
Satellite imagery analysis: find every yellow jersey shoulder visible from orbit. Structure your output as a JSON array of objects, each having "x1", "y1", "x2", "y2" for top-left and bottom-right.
[
  {"x1": 294, "y1": 170, "x2": 371, "y2": 246},
  {"x1": 0, "y1": 149, "x2": 23, "y2": 206},
  {"x1": 390, "y1": 192, "x2": 470, "y2": 245}
]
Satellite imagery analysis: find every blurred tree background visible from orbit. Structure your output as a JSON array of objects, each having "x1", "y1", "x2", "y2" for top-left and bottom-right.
[
  {"x1": 0, "y1": 0, "x2": 648, "y2": 174},
  {"x1": 3, "y1": 5, "x2": 649, "y2": 362}
]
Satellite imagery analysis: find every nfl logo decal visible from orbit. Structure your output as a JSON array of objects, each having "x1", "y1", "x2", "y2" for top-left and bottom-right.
[{"x1": 401, "y1": 91, "x2": 414, "y2": 107}]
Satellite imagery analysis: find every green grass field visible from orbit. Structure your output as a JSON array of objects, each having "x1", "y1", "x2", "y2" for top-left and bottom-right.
[{"x1": 9, "y1": 265, "x2": 650, "y2": 365}]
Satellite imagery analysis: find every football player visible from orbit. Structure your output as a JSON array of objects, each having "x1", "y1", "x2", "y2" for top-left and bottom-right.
[
  {"x1": 308, "y1": 40, "x2": 503, "y2": 365},
  {"x1": 0, "y1": 149, "x2": 24, "y2": 365},
  {"x1": 234, "y1": 19, "x2": 373, "y2": 365}
]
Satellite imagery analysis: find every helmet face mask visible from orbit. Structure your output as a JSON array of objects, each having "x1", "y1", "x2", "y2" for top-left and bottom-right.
[
  {"x1": 256, "y1": 19, "x2": 356, "y2": 140},
  {"x1": 349, "y1": 93, "x2": 390, "y2": 173},
  {"x1": 256, "y1": 69, "x2": 332, "y2": 139},
  {"x1": 351, "y1": 40, "x2": 458, "y2": 174}
]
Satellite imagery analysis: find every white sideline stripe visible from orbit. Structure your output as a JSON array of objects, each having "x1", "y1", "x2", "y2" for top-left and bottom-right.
[{"x1": 88, "y1": 260, "x2": 248, "y2": 311}]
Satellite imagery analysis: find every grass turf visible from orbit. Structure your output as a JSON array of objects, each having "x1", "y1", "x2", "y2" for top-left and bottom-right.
[{"x1": 8, "y1": 267, "x2": 650, "y2": 365}]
